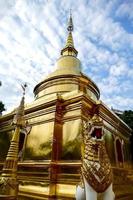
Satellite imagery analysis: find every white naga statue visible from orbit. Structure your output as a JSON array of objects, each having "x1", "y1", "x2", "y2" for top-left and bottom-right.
[{"x1": 76, "y1": 114, "x2": 115, "y2": 200}]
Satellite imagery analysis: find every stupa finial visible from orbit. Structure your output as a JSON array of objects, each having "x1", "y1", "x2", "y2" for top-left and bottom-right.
[
  {"x1": 21, "y1": 83, "x2": 27, "y2": 96},
  {"x1": 67, "y1": 9, "x2": 73, "y2": 32},
  {"x1": 61, "y1": 10, "x2": 78, "y2": 57}
]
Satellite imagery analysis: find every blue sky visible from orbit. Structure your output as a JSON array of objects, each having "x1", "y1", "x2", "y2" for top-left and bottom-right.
[{"x1": 0, "y1": 0, "x2": 133, "y2": 113}]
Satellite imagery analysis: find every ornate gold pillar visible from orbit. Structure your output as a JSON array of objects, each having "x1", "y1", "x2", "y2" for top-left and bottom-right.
[
  {"x1": 0, "y1": 85, "x2": 26, "y2": 200},
  {"x1": 49, "y1": 94, "x2": 65, "y2": 199}
]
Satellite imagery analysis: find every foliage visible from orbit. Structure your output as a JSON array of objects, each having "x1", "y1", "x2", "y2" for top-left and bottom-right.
[
  {"x1": 119, "y1": 110, "x2": 133, "y2": 161},
  {"x1": 0, "y1": 132, "x2": 10, "y2": 161},
  {"x1": 119, "y1": 110, "x2": 133, "y2": 130},
  {"x1": 0, "y1": 81, "x2": 5, "y2": 115},
  {"x1": 0, "y1": 101, "x2": 5, "y2": 114}
]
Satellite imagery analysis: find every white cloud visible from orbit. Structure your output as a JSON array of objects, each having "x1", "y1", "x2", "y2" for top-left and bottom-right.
[
  {"x1": 115, "y1": 2, "x2": 133, "y2": 23},
  {"x1": 0, "y1": 0, "x2": 16, "y2": 19},
  {"x1": 0, "y1": 0, "x2": 133, "y2": 113},
  {"x1": 102, "y1": 95, "x2": 133, "y2": 111},
  {"x1": 109, "y1": 61, "x2": 128, "y2": 77}
]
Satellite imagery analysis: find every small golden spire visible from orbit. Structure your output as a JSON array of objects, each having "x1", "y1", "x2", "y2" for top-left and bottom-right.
[
  {"x1": 61, "y1": 11, "x2": 78, "y2": 57},
  {"x1": 12, "y1": 83, "x2": 27, "y2": 127},
  {"x1": 0, "y1": 84, "x2": 27, "y2": 198}
]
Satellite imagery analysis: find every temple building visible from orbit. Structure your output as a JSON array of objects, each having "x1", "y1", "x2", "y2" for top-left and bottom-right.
[{"x1": 0, "y1": 14, "x2": 133, "y2": 200}]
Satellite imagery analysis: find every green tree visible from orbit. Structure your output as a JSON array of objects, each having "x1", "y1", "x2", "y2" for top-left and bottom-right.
[
  {"x1": 0, "y1": 101, "x2": 5, "y2": 114},
  {"x1": 119, "y1": 110, "x2": 133, "y2": 162},
  {"x1": 120, "y1": 110, "x2": 133, "y2": 130},
  {"x1": 0, "y1": 81, "x2": 6, "y2": 115}
]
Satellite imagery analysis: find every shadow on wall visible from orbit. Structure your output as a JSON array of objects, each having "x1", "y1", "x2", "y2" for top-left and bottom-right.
[
  {"x1": 24, "y1": 141, "x2": 52, "y2": 160},
  {"x1": 62, "y1": 139, "x2": 81, "y2": 160},
  {"x1": 0, "y1": 131, "x2": 10, "y2": 161}
]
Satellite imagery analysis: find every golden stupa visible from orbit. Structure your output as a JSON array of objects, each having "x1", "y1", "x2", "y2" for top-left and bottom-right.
[{"x1": 0, "y1": 14, "x2": 133, "y2": 200}]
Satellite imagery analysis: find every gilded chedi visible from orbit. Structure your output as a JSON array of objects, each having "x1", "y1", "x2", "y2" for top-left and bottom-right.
[{"x1": 0, "y1": 13, "x2": 133, "y2": 200}]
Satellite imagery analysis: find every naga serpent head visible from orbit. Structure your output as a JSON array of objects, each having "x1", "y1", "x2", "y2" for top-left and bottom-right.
[{"x1": 88, "y1": 114, "x2": 104, "y2": 140}]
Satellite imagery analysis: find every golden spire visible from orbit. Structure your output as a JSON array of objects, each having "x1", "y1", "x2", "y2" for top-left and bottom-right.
[
  {"x1": 65, "y1": 32, "x2": 74, "y2": 47},
  {"x1": 61, "y1": 11, "x2": 78, "y2": 57},
  {"x1": 0, "y1": 84, "x2": 27, "y2": 198}
]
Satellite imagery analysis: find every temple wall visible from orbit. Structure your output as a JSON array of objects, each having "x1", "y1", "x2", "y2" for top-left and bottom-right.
[
  {"x1": 24, "y1": 122, "x2": 54, "y2": 160},
  {"x1": 0, "y1": 93, "x2": 131, "y2": 166},
  {"x1": 104, "y1": 129, "x2": 115, "y2": 164},
  {"x1": 0, "y1": 93, "x2": 132, "y2": 200},
  {"x1": 62, "y1": 119, "x2": 82, "y2": 160},
  {"x1": 23, "y1": 95, "x2": 83, "y2": 161}
]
